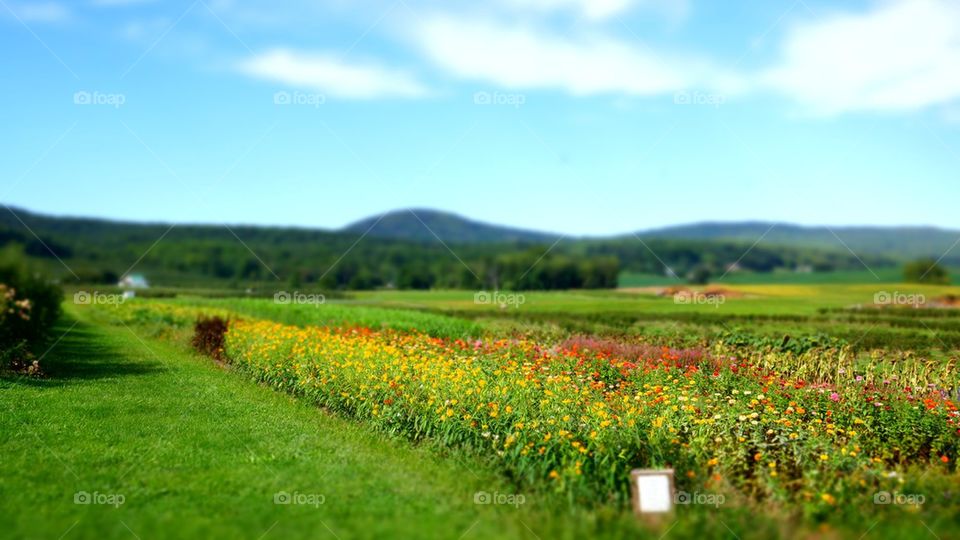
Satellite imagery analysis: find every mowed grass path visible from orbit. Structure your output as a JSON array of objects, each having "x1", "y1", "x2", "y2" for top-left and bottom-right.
[{"x1": 0, "y1": 306, "x2": 646, "y2": 540}]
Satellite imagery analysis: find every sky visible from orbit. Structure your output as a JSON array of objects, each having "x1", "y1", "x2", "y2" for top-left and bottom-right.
[{"x1": 2, "y1": 0, "x2": 960, "y2": 236}]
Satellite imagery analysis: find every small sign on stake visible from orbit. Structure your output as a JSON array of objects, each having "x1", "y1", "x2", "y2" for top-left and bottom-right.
[{"x1": 630, "y1": 469, "x2": 675, "y2": 519}]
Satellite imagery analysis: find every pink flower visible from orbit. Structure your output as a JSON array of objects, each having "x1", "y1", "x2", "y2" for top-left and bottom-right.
[{"x1": 829, "y1": 392, "x2": 840, "y2": 402}]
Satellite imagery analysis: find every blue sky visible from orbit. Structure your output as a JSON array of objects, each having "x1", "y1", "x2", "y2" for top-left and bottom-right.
[{"x1": 2, "y1": 0, "x2": 960, "y2": 235}]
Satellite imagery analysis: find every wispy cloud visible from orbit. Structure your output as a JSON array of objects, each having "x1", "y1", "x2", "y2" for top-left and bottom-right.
[
  {"x1": 237, "y1": 48, "x2": 428, "y2": 99},
  {"x1": 762, "y1": 0, "x2": 960, "y2": 115},
  {"x1": 6, "y1": 1, "x2": 70, "y2": 23},
  {"x1": 497, "y1": 0, "x2": 689, "y2": 21},
  {"x1": 407, "y1": 13, "x2": 739, "y2": 97},
  {"x1": 499, "y1": 0, "x2": 632, "y2": 20}
]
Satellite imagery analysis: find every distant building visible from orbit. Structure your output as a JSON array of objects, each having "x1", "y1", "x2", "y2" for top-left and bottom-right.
[
  {"x1": 118, "y1": 274, "x2": 149, "y2": 289},
  {"x1": 795, "y1": 265, "x2": 814, "y2": 274}
]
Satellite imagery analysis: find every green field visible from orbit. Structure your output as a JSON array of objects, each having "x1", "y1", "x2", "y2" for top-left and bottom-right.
[
  {"x1": 4, "y1": 284, "x2": 960, "y2": 539},
  {"x1": 619, "y1": 268, "x2": 960, "y2": 287}
]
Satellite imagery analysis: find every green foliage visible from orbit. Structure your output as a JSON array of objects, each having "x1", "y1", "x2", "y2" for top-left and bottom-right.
[
  {"x1": 904, "y1": 258, "x2": 950, "y2": 284},
  {"x1": 687, "y1": 265, "x2": 712, "y2": 285},
  {"x1": 0, "y1": 247, "x2": 62, "y2": 371},
  {"x1": 718, "y1": 331, "x2": 847, "y2": 355}
]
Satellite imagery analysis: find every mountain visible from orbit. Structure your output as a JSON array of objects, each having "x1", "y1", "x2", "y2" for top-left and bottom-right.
[
  {"x1": 342, "y1": 210, "x2": 959, "y2": 263},
  {"x1": 342, "y1": 209, "x2": 561, "y2": 244},
  {"x1": 6, "y1": 204, "x2": 956, "y2": 292},
  {"x1": 638, "y1": 222, "x2": 960, "y2": 263}
]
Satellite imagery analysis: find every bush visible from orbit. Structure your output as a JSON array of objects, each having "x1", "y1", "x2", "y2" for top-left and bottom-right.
[
  {"x1": 191, "y1": 316, "x2": 228, "y2": 361},
  {"x1": 904, "y1": 258, "x2": 950, "y2": 285},
  {"x1": 0, "y1": 250, "x2": 62, "y2": 374}
]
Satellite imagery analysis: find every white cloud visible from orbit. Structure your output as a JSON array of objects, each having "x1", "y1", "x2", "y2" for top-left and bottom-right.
[
  {"x1": 237, "y1": 48, "x2": 428, "y2": 99},
  {"x1": 497, "y1": 0, "x2": 688, "y2": 21},
  {"x1": 409, "y1": 14, "x2": 740, "y2": 97},
  {"x1": 762, "y1": 0, "x2": 960, "y2": 115},
  {"x1": 501, "y1": 0, "x2": 632, "y2": 20}
]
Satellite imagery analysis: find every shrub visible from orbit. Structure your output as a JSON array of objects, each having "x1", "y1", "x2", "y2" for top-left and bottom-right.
[
  {"x1": 191, "y1": 316, "x2": 228, "y2": 361},
  {"x1": 0, "y1": 250, "x2": 62, "y2": 374},
  {"x1": 904, "y1": 258, "x2": 950, "y2": 285}
]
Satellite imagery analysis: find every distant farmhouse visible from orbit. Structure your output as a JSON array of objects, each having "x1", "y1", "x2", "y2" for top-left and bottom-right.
[
  {"x1": 725, "y1": 262, "x2": 743, "y2": 273},
  {"x1": 118, "y1": 274, "x2": 149, "y2": 289}
]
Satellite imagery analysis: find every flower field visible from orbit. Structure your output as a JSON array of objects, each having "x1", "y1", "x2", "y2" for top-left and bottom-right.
[{"x1": 220, "y1": 314, "x2": 960, "y2": 517}]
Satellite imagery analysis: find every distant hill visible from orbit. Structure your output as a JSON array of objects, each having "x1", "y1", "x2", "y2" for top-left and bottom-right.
[
  {"x1": 342, "y1": 209, "x2": 561, "y2": 244},
  {"x1": 639, "y1": 222, "x2": 960, "y2": 263},
  {"x1": 0, "y1": 205, "x2": 936, "y2": 290},
  {"x1": 342, "y1": 211, "x2": 959, "y2": 263}
]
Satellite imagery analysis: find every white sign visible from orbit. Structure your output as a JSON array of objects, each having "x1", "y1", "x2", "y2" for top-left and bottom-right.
[{"x1": 630, "y1": 469, "x2": 675, "y2": 516}]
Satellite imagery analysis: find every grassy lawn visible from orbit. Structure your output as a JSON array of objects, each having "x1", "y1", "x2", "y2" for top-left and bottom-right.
[{"x1": 1, "y1": 305, "x2": 662, "y2": 540}]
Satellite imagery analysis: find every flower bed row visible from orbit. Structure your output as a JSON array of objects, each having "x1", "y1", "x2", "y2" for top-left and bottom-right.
[{"x1": 223, "y1": 318, "x2": 960, "y2": 513}]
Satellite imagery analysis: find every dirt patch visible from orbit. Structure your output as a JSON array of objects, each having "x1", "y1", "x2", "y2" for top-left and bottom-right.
[
  {"x1": 658, "y1": 286, "x2": 691, "y2": 297},
  {"x1": 703, "y1": 286, "x2": 745, "y2": 299},
  {"x1": 618, "y1": 285, "x2": 749, "y2": 300},
  {"x1": 929, "y1": 294, "x2": 960, "y2": 308}
]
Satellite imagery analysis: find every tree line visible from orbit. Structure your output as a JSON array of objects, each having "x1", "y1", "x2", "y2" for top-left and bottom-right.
[{"x1": 0, "y1": 209, "x2": 897, "y2": 291}]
